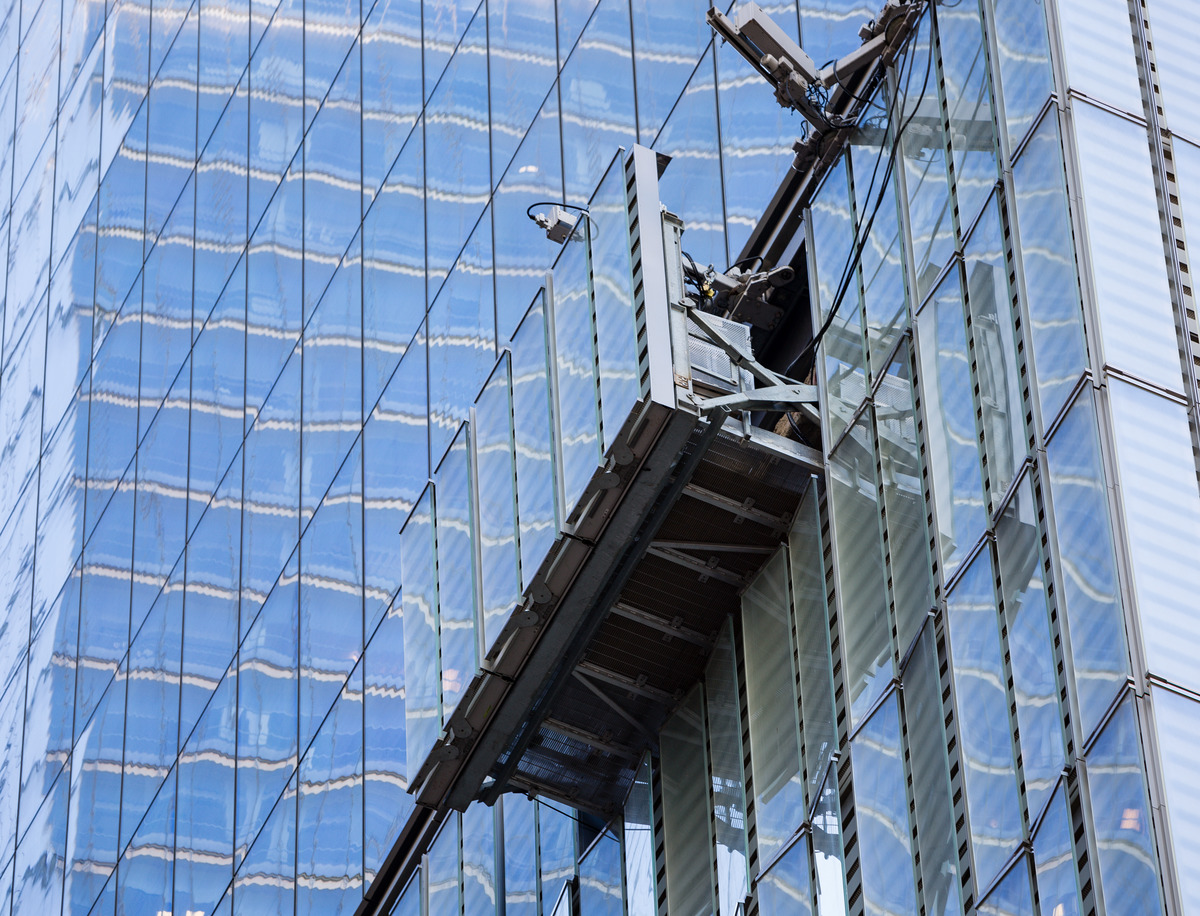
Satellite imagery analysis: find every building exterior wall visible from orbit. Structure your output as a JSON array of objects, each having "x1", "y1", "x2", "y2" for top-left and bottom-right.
[{"x1": 0, "y1": 0, "x2": 1195, "y2": 914}]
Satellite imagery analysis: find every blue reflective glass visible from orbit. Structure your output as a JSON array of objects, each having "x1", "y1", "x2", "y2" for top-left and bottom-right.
[
  {"x1": 304, "y1": 53, "x2": 362, "y2": 321},
  {"x1": 424, "y1": 0, "x2": 478, "y2": 101},
  {"x1": 249, "y1": 0, "x2": 303, "y2": 222},
  {"x1": 916, "y1": 266, "x2": 986, "y2": 577},
  {"x1": 551, "y1": 226, "x2": 600, "y2": 513},
  {"x1": 978, "y1": 857, "x2": 1034, "y2": 916},
  {"x1": 1010, "y1": 113, "x2": 1085, "y2": 426},
  {"x1": 758, "y1": 836, "x2": 813, "y2": 916},
  {"x1": 851, "y1": 693, "x2": 917, "y2": 916},
  {"x1": 241, "y1": 349, "x2": 301, "y2": 632},
  {"x1": 435, "y1": 425, "x2": 478, "y2": 717},
  {"x1": 297, "y1": 666, "x2": 365, "y2": 915},
  {"x1": 475, "y1": 356, "x2": 520, "y2": 654},
  {"x1": 622, "y1": 758, "x2": 655, "y2": 916},
  {"x1": 63, "y1": 675, "x2": 126, "y2": 914},
  {"x1": 195, "y1": 81, "x2": 249, "y2": 321},
  {"x1": 511, "y1": 295, "x2": 558, "y2": 584},
  {"x1": 119, "y1": 574, "x2": 183, "y2": 849},
  {"x1": 182, "y1": 458, "x2": 242, "y2": 732},
  {"x1": 146, "y1": 9, "x2": 198, "y2": 242},
  {"x1": 363, "y1": 130, "x2": 425, "y2": 407},
  {"x1": 428, "y1": 812, "x2": 461, "y2": 916},
  {"x1": 301, "y1": 236, "x2": 363, "y2": 513},
  {"x1": 654, "y1": 51, "x2": 726, "y2": 270},
  {"x1": 1086, "y1": 696, "x2": 1164, "y2": 916},
  {"x1": 946, "y1": 549, "x2": 1023, "y2": 889},
  {"x1": 538, "y1": 803, "x2": 576, "y2": 916},
  {"x1": 402, "y1": 486, "x2": 440, "y2": 783},
  {"x1": 560, "y1": 0, "x2": 635, "y2": 205},
  {"x1": 199, "y1": 0, "x2": 248, "y2": 144},
  {"x1": 1044, "y1": 391, "x2": 1128, "y2": 741},
  {"x1": 235, "y1": 554, "x2": 300, "y2": 864},
  {"x1": 800, "y1": 0, "x2": 870, "y2": 72},
  {"x1": 1032, "y1": 784, "x2": 1081, "y2": 916},
  {"x1": 364, "y1": 332, "x2": 428, "y2": 631},
  {"x1": 364, "y1": 599, "x2": 415, "y2": 878},
  {"x1": 93, "y1": 109, "x2": 145, "y2": 348},
  {"x1": 54, "y1": 57, "x2": 102, "y2": 271},
  {"x1": 997, "y1": 477, "x2": 1063, "y2": 818},
  {"x1": 492, "y1": 98, "x2": 564, "y2": 342},
  {"x1": 463, "y1": 802, "x2": 497, "y2": 916},
  {"x1": 428, "y1": 213, "x2": 495, "y2": 464},
  {"x1": 425, "y1": 11, "x2": 490, "y2": 287},
  {"x1": 13, "y1": 766, "x2": 68, "y2": 916},
  {"x1": 631, "y1": 0, "x2": 710, "y2": 144},
  {"x1": 114, "y1": 769, "x2": 176, "y2": 916},
  {"x1": 362, "y1": 0, "x2": 422, "y2": 195},
  {"x1": 579, "y1": 831, "x2": 622, "y2": 916},
  {"x1": 299, "y1": 440, "x2": 365, "y2": 749},
  {"x1": 304, "y1": 0, "x2": 358, "y2": 124},
  {"x1": 233, "y1": 769, "x2": 297, "y2": 914},
  {"x1": 45, "y1": 209, "x2": 98, "y2": 443},
  {"x1": 986, "y1": 0, "x2": 1053, "y2": 151},
  {"x1": 488, "y1": 0, "x2": 556, "y2": 178},
  {"x1": 504, "y1": 794, "x2": 539, "y2": 916},
  {"x1": 173, "y1": 669, "x2": 237, "y2": 916}
]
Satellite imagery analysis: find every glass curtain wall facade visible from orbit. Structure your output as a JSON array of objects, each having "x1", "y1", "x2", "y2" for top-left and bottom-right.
[{"x1": 0, "y1": 0, "x2": 1198, "y2": 914}]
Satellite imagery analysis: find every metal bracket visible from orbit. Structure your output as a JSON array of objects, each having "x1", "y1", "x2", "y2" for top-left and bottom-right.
[
  {"x1": 697, "y1": 383, "x2": 819, "y2": 416},
  {"x1": 687, "y1": 307, "x2": 795, "y2": 389}
]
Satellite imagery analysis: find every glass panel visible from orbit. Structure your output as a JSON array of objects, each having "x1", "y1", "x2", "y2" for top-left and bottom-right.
[
  {"x1": 828, "y1": 410, "x2": 893, "y2": 724},
  {"x1": 504, "y1": 793, "x2": 540, "y2": 916},
  {"x1": 487, "y1": 0, "x2": 556, "y2": 178},
  {"x1": 195, "y1": 82, "x2": 248, "y2": 322},
  {"x1": 937, "y1": 0, "x2": 997, "y2": 230},
  {"x1": 1032, "y1": 783, "x2": 1082, "y2": 916},
  {"x1": 589, "y1": 154, "x2": 641, "y2": 452},
  {"x1": 851, "y1": 693, "x2": 918, "y2": 916},
  {"x1": 233, "y1": 770, "x2": 297, "y2": 914},
  {"x1": 1107, "y1": 380, "x2": 1200, "y2": 694},
  {"x1": 422, "y1": 0, "x2": 477, "y2": 101},
  {"x1": 1010, "y1": 113, "x2": 1086, "y2": 425},
  {"x1": 623, "y1": 756, "x2": 656, "y2": 916},
  {"x1": 897, "y1": 14, "x2": 954, "y2": 302},
  {"x1": 365, "y1": 331, "x2": 428, "y2": 633},
  {"x1": 1086, "y1": 695, "x2": 1164, "y2": 916},
  {"x1": 811, "y1": 772, "x2": 847, "y2": 916},
  {"x1": 476, "y1": 355, "x2": 521, "y2": 655},
  {"x1": 741, "y1": 550, "x2": 805, "y2": 861},
  {"x1": 1073, "y1": 103, "x2": 1179, "y2": 391},
  {"x1": 552, "y1": 224, "x2": 601, "y2": 514},
  {"x1": 946, "y1": 548, "x2": 1023, "y2": 887},
  {"x1": 977, "y1": 857, "x2": 1034, "y2": 916},
  {"x1": 757, "y1": 835, "x2": 813, "y2": 916},
  {"x1": 538, "y1": 803, "x2": 576, "y2": 916},
  {"x1": 559, "y1": 0, "x2": 636, "y2": 205},
  {"x1": 361, "y1": 0, "x2": 421, "y2": 194},
  {"x1": 1054, "y1": 0, "x2": 1141, "y2": 114},
  {"x1": 902, "y1": 628, "x2": 962, "y2": 916},
  {"x1": 660, "y1": 688, "x2": 714, "y2": 916},
  {"x1": 799, "y1": 0, "x2": 870, "y2": 69},
  {"x1": 985, "y1": 0, "x2": 1053, "y2": 150},
  {"x1": 965, "y1": 196, "x2": 1024, "y2": 505},
  {"x1": 115, "y1": 768, "x2": 175, "y2": 915},
  {"x1": 492, "y1": 98, "x2": 564, "y2": 342},
  {"x1": 428, "y1": 812, "x2": 461, "y2": 916},
  {"x1": 655, "y1": 50, "x2": 726, "y2": 270},
  {"x1": 810, "y1": 156, "x2": 865, "y2": 443},
  {"x1": 428, "y1": 214, "x2": 495, "y2": 465},
  {"x1": 424, "y1": 12, "x2": 490, "y2": 288},
  {"x1": 706, "y1": 622, "x2": 748, "y2": 916},
  {"x1": 875, "y1": 342, "x2": 933, "y2": 654},
  {"x1": 1149, "y1": 687, "x2": 1200, "y2": 911},
  {"x1": 435, "y1": 424, "x2": 478, "y2": 718},
  {"x1": 402, "y1": 486, "x2": 440, "y2": 782},
  {"x1": 716, "y1": 12, "x2": 796, "y2": 255},
  {"x1": 463, "y1": 804, "x2": 498, "y2": 916},
  {"x1": 1148, "y1": 0, "x2": 1200, "y2": 140},
  {"x1": 630, "y1": 0, "x2": 711, "y2": 144},
  {"x1": 578, "y1": 831, "x2": 622, "y2": 916},
  {"x1": 916, "y1": 266, "x2": 986, "y2": 575},
  {"x1": 850, "y1": 111, "x2": 907, "y2": 380},
  {"x1": 364, "y1": 598, "x2": 415, "y2": 880},
  {"x1": 1044, "y1": 390, "x2": 1128, "y2": 740},
  {"x1": 996, "y1": 476, "x2": 1064, "y2": 819},
  {"x1": 14, "y1": 767, "x2": 67, "y2": 915},
  {"x1": 788, "y1": 483, "x2": 837, "y2": 807},
  {"x1": 299, "y1": 441, "x2": 365, "y2": 750},
  {"x1": 511, "y1": 295, "x2": 559, "y2": 584},
  {"x1": 362, "y1": 129, "x2": 425, "y2": 408}
]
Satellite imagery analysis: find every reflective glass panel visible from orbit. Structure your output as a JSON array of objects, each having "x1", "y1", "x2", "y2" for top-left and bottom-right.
[
  {"x1": 1032, "y1": 783, "x2": 1082, "y2": 916},
  {"x1": 742, "y1": 550, "x2": 805, "y2": 861},
  {"x1": 660, "y1": 688, "x2": 715, "y2": 916},
  {"x1": 435, "y1": 425, "x2": 479, "y2": 718},
  {"x1": 758, "y1": 835, "x2": 813, "y2": 916},
  {"x1": 1149, "y1": 687, "x2": 1200, "y2": 911},
  {"x1": 402, "y1": 486, "x2": 440, "y2": 781},
  {"x1": 706, "y1": 622, "x2": 748, "y2": 916}
]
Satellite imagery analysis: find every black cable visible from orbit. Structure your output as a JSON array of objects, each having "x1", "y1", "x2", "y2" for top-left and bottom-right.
[
  {"x1": 787, "y1": 5, "x2": 934, "y2": 378},
  {"x1": 525, "y1": 200, "x2": 599, "y2": 238}
]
